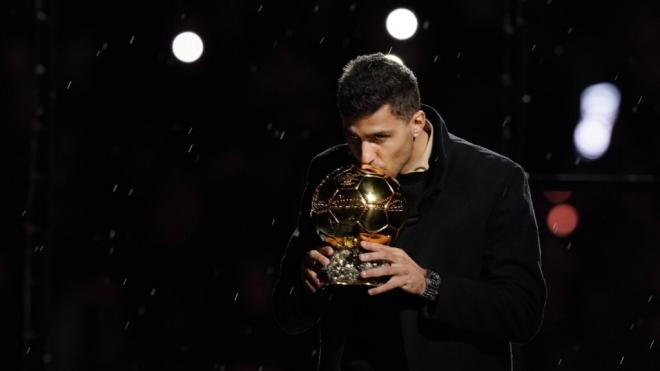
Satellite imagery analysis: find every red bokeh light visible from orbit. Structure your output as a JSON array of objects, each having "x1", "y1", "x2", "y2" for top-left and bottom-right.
[
  {"x1": 546, "y1": 203, "x2": 579, "y2": 237},
  {"x1": 544, "y1": 190, "x2": 572, "y2": 204}
]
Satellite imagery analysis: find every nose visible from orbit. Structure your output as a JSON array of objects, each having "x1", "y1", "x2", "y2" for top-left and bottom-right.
[{"x1": 360, "y1": 141, "x2": 376, "y2": 165}]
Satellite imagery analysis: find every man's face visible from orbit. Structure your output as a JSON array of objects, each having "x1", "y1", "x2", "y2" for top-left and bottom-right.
[{"x1": 343, "y1": 104, "x2": 422, "y2": 178}]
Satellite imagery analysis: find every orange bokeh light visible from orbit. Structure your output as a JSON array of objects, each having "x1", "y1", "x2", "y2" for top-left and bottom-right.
[
  {"x1": 544, "y1": 190, "x2": 572, "y2": 204},
  {"x1": 547, "y1": 203, "x2": 579, "y2": 237}
]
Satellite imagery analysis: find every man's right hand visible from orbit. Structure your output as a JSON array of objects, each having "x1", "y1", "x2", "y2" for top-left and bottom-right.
[{"x1": 301, "y1": 246, "x2": 334, "y2": 293}]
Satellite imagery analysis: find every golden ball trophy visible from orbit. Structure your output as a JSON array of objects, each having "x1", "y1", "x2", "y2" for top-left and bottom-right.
[{"x1": 310, "y1": 164, "x2": 406, "y2": 286}]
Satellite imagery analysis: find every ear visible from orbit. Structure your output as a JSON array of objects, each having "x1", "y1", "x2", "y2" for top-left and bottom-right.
[{"x1": 411, "y1": 110, "x2": 426, "y2": 138}]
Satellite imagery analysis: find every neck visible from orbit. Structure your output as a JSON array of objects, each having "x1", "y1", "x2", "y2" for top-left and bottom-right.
[{"x1": 400, "y1": 127, "x2": 431, "y2": 174}]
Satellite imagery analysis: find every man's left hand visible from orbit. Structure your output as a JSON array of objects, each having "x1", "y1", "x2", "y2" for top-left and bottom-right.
[{"x1": 359, "y1": 241, "x2": 427, "y2": 296}]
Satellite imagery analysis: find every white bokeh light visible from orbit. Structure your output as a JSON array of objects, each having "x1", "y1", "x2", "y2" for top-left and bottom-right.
[
  {"x1": 172, "y1": 31, "x2": 204, "y2": 63},
  {"x1": 580, "y1": 82, "x2": 621, "y2": 124},
  {"x1": 573, "y1": 118, "x2": 612, "y2": 160},
  {"x1": 386, "y1": 8, "x2": 418, "y2": 40},
  {"x1": 573, "y1": 82, "x2": 621, "y2": 160}
]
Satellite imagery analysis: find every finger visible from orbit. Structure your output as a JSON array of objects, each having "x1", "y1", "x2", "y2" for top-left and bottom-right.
[
  {"x1": 368, "y1": 276, "x2": 402, "y2": 296},
  {"x1": 303, "y1": 279, "x2": 317, "y2": 294},
  {"x1": 308, "y1": 250, "x2": 331, "y2": 266},
  {"x1": 360, "y1": 265, "x2": 400, "y2": 279},
  {"x1": 360, "y1": 241, "x2": 387, "y2": 251},
  {"x1": 318, "y1": 246, "x2": 335, "y2": 257},
  {"x1": 358, "y1": 251, "x2": 388, "y2": 262},
  {"x1": 304, "y1": 268, "x2": 324, "y2": 289}
]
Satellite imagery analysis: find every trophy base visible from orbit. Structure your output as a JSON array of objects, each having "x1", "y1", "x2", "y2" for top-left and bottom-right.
[{"x1": 322, "y1": 247, "x2": 388, "y2": 287}]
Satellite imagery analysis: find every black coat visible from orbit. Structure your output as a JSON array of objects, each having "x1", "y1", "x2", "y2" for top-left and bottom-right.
[{"x1": 273, "y1": 105, "x2": 547, "y2": 371}]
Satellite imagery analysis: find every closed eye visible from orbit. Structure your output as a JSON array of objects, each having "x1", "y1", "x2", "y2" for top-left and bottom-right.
[{"x1": 371, "y1": 134, "x2": 389, "y2": 143}]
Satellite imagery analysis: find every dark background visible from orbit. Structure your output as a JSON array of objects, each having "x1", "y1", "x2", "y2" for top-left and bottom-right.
[{"x1": 2, "y1": 0, "x2": 660, "y2": 370}]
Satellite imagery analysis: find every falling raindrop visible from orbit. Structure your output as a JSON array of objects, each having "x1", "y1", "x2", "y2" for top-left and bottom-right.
[{"x1": 129, "y1": 35, "x2": 135, "y2": 44}]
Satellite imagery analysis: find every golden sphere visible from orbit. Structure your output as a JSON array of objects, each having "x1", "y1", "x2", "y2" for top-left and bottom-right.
[{"x1": 310, "y1": 164, "x2": 406, "y2": 285}]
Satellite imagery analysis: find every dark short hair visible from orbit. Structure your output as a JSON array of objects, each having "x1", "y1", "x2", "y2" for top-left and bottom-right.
[{"x1": 337, "y1": 53, "x2": 421, "y2": 123}]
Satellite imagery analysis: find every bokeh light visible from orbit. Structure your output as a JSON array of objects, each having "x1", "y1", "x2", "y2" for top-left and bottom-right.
[
  {"x1": 547, "y1": 203, "x2": 579, "y2": 237},
  {"x1": 573, "y1": 82, "x2": 621, "y2": 160},
  {"x1": 172, "y1": 31, "x2": 204, "y2": 63},
  {"x1": 543, "y1": 190, "x2": 572, "y2": 204},
  {"x1": 386, "y1": 8, "x2": 418, "y2": 40}
]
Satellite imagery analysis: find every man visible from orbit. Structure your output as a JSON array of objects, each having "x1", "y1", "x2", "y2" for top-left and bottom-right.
[{"x1": 273, "y1": 53, "x2": 547, "y2": 371}]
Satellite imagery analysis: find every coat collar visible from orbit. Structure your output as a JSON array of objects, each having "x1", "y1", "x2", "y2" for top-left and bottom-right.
[{"x1": 420, "y1": 103, "x2": 450, "y2": 196}]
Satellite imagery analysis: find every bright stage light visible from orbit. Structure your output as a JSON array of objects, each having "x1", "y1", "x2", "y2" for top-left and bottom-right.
[
  {"x1": 386, "y1": 8, "x2": 418, "y2": 41},
  {"x1": 573, "y1": 83, "x2": 621, "y2": 160},
  {"x1": 580, "y1": 83, "x2": 621, "y2": 124},
  {"x1": 573, "y1": 118, "x2": 612, "y2": 160},
  {"x1": 172, "y1": 31, "x2": 204, "y2": 63}
]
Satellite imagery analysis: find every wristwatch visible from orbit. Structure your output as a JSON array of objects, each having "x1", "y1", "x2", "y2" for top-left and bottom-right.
[{"x1": 421, "y1": 269, "x2": 442, "y2": 301}]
